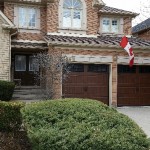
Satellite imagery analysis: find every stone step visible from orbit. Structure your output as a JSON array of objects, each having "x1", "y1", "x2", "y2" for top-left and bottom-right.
[{"x1": 12, "y1": 86, "x2": 45, "y2": 101}]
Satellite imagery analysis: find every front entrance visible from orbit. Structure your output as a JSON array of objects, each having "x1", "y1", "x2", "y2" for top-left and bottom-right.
[
  {"x1": 118, "y1": 65, "x2": 150, "y2": 106},
  {"x1": 14, "y1": 54, "x2": 39, "y2": 86},
  {"x1": 62, "y1": 64, "x2": 109, "y2": 105}
]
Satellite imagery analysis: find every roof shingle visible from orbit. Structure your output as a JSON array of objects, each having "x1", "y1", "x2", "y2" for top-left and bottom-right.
[
  {"x1": 45, "y1": 35, "x2": 150, "y2": 49},
  {"x1": 11, "y1": 41, "x2": 48, "y2": 49},
  {"x1": 99, "y1": 6, "x2": 138, "y2": 17},
  {"x1": 132, "y1": 18, "x2": 150, "y2": 33}
]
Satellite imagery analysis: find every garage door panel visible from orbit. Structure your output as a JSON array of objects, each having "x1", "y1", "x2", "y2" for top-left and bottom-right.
[
  {"x1": 118, "y1": 87, "x2": 137, "y2": 95},
  {"x1": 65, "y1": 74, "x2": 85, "y2": 83},
  {"x1": 118, "y1": 75, "x2": 137, "y2": 86},
  {"x1": 139, "y1": 76, "x2": 150, "y2": 85},
  {"x1": 87, "y1": 87, "x2": 108, "y2": 96},
  {"x1": 87, "y1": 74, "x2": 108, "y2": 84},
  {"x1": 140, "y1": 87, "x2": 150, "y2": 93},
  {"x1": 118, "y1": 65, "x2": 150, "y2": 106},
  {"x1": 118, "y1": 98, "x2": 140, "y2": 106},
  {"x1": 63, "y1": 64, "x2": 109, "y2": 105}
]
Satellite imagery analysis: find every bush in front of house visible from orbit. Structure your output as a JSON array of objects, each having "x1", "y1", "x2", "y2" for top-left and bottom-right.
[
  {"x1": 21, "y1": 99, "x2": 150, "y2": 150},
  {"x1": 0, "y1": 80, "x2": 15, "y2": 101},
  {"x1": 0, "y1": 101, "x2": 25, "y2": 131}
]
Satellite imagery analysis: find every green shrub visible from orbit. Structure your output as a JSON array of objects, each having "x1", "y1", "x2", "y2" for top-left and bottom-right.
[
  {"x1": 0, "y1": 101, "x2": 25, "y2": 131},
  {"x1": 21, "y1": 99, "x2": 150, "y2": 150},
  {"x1": 0, "y1": 80, "x2": 15, "y2": 101}
]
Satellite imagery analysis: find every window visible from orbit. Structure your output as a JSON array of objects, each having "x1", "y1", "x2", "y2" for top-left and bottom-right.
[
  {"x1": 118, "y1": 65, "x2": 136, "y2": 73},
  {"x1": 15, "y1": 55, "x2": 26, "y2": 71},
  {"x1": 139, "y1": 66, "x2": 150, "y2": 73},
  {"x1": 88, "y1": 64, "x2": 109, "y2": 73},
  {"x1": 63, "y1": 0, "x2": 82, "y2": 28},
  {"x1": 101, "y1": 18, "x2": 120, "y2": 33},
  {"x1": 68, "y1": 64, "x2": 84, "y2": 72},
  {"x1": 14, "y1": 6, "x2": 40, "y2": 29},
  {"x1": 19, "y1": 7, "x2": 36, "y2": 28},
  {"x1": 59, "y1": 0, "x2": 87, "y2": 31},
  {"x1": 29, "y1": 56, "x2": 39, "y2": 71}
]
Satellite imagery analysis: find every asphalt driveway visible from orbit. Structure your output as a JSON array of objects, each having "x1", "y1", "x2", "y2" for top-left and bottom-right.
[{"x1": 117, "y1": 107, "x2": 150, "y2": 138}]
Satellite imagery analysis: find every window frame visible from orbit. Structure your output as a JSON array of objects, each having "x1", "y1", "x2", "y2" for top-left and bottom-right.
[
  {"x1": 15, "y1": 55, "x2": 26, "y2": 72},
  {"x1": 14, "y1": 5, "x2": 40, "y2": 30},
  {"x1": 58, "y1": 0, "x2": 87, "y2": 32},
  {"x1": 100, "y1": 16, "x2": 123, "y2": 34},
  {"x1": 29, "y1": 56, "x2": 39, "y2": 72}
]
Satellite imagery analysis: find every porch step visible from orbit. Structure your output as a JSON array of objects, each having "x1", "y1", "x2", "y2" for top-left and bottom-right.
[{"x1": 12, "y1": 86, "x2": 45, "y2": 102}]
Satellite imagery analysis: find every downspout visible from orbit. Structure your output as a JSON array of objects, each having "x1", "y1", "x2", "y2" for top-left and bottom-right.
[{"x1": 10, "y1": 28, "x2": 18, "y2": 81}]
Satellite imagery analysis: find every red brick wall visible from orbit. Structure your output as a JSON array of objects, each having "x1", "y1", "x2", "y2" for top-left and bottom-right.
[
  {"x1": 46, "y1": 0, "x2": 99, "y2": 35},
  {"x1": 137, "y1": 30, "x2": 150, "y2": 41},
  {"x1": 123, "y1": 17, "x2": 132, "y2": 35},
  {"x1": 3, "y1": 1, "x2": 134, "y2": 40},
  {"x1": 47, "y1": 1, "x2": 59, "y2": 33},
  {"x1": 4, "y1": 3, "x2": 14, "y2": 22},
  {"x1": 4, "y1": 2, "x2": 46, "y2": 41}
]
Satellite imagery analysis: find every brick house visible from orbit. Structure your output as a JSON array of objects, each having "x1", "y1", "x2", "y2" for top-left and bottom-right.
[
  {"x1": 0, "y1": 0, "x2": 150, "y2": 107},
  {"x1": 132, "y1": 18, "x2": 150, "y2": 41}
]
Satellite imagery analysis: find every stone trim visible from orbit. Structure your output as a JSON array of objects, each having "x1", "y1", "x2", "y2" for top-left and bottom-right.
[
  {"x1": 64, "y1": 54, "x2": 113, "y2": 63},
  {"x1": 118, "y1": 56, "x2": 150, "y2": 64},
  {"x1": 47, "y1": 32, "x2": 97, "y2": 38}
]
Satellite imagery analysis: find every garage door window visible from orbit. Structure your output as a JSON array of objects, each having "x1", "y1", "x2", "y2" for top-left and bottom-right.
[
  {"x1": 118, "y1": 65, "x2": 136, "y2": 73},
  {"x1": 139, "y1": 66, "x2": 150, "y2": 73},
  {"x1": 88, "y1": 64, "x2": 108, "y2": 72},
  {"x1": 68, "y1": 64, "x2": 84, "y2": 72}
]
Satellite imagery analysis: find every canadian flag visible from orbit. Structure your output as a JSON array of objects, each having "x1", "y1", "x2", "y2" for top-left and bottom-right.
[{"x1": 120, "y1": 36, "x2": 134, "y2": 67}]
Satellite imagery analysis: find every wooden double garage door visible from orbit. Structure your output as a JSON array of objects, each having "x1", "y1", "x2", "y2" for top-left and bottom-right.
[
  {"x1": 118, "y1": 65, "x2": 150, "y2": 106},
  {"x1": 62, "y1": 64, "x2": 109, "y2": 105}
]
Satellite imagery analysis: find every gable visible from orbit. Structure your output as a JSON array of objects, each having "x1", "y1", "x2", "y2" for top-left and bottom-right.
[{"x1": 0, "y1": 10, "x2": 14, "y2": 28}]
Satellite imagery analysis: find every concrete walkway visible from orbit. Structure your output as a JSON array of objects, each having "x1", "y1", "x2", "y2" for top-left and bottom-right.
[{"x1": 117, "y1": 107, "x2": 150, "y2": 138}]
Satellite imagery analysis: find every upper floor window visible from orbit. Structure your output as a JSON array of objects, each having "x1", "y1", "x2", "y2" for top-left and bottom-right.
[
  {"x1": 14, "y1": 6, "x2": 40, "y2": 30},
  {"x1": 102, "y1": 18, "x2": 119, "y2": 33},
  {"x1": 59, "y1": 0, "x2": 87, "y2": 32},
  {"x1": 19, "y1": 7, "x2": 36, "y2": 28},
  {"x1": 100, "y1": 17, "x2": 123, "y2": 34},
  {"x1": 63, "y1": 0, "x2": 83, "y2": 28}
]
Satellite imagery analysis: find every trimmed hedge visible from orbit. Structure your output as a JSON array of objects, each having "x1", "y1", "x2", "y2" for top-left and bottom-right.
[
  {"x1": 0, "y1": 101, "x2": 25, "y2": 131},
  {"x1": 21, "y1": 99, "x2": 150, "y2": 150},
  {"x1": 0, "y1": 80, "x2": 15, "y2": 101}
]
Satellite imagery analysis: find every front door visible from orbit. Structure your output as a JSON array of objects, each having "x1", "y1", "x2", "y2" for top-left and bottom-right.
[{"x1": 14, "y1": 54, "x2": 39, "y2": 86}]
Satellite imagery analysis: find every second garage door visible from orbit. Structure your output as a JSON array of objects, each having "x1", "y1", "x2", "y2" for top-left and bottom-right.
[
  {"x1": 118, "y1": 65, "x2": 150, "y2": 106},
  {"x1": 62, "y1": 64, "x2": 109, "y2": 105}
]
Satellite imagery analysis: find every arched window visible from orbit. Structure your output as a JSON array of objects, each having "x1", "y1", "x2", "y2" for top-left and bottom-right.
[
  {"x1": 63, "y1": 0, "x2": 82, "y2": 28},
  {"x1": 59, "y1": 0, "x2": 87, "y2": 31}
]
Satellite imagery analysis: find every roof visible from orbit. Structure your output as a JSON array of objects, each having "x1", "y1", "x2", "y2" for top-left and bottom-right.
[
  {"x1": 99, "y1": 6, "x2": 138, "y2": 17},
  {"x1": 132, "y1": 18, "x2": 150, "y2": 34},
  {"x1": 11, "y1": 40, "x2": 48, "y2": 50},
  {"x1": 45, "y1": 35, "x2": 150, "y2": 49}
]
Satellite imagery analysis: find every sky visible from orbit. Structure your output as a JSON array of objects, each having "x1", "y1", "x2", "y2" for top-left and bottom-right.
[{"x1": 103, "y1": 0, "x2": 150, "y2": 26}]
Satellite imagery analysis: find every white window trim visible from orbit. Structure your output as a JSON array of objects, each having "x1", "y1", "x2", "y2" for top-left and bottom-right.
[
  {"x1": 58, "y1": 0, "x2": 87, "y2": 33},
  {"x1": 100, "y1": 16, "x2": 123, "y2": 35},
  {"x1": 14, "y1": 5, "x2": 40, "y2": 31}
]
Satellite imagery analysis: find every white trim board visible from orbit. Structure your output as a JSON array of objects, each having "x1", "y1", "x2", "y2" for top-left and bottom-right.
[
  {"x1": 0, "y1": 10, "x2": 14, "y2": 27},
  {"x1": 118, "y1": 56, "x2": 150, "y2": 64},
  {"x1": 64, "y1": 54, "x2": 113, "y2": 63}
]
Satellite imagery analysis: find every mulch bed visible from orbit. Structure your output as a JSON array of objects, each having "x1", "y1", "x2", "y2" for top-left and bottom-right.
[{"x1": 0, "y1": 131, "x2": 31, "y2": 150}]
